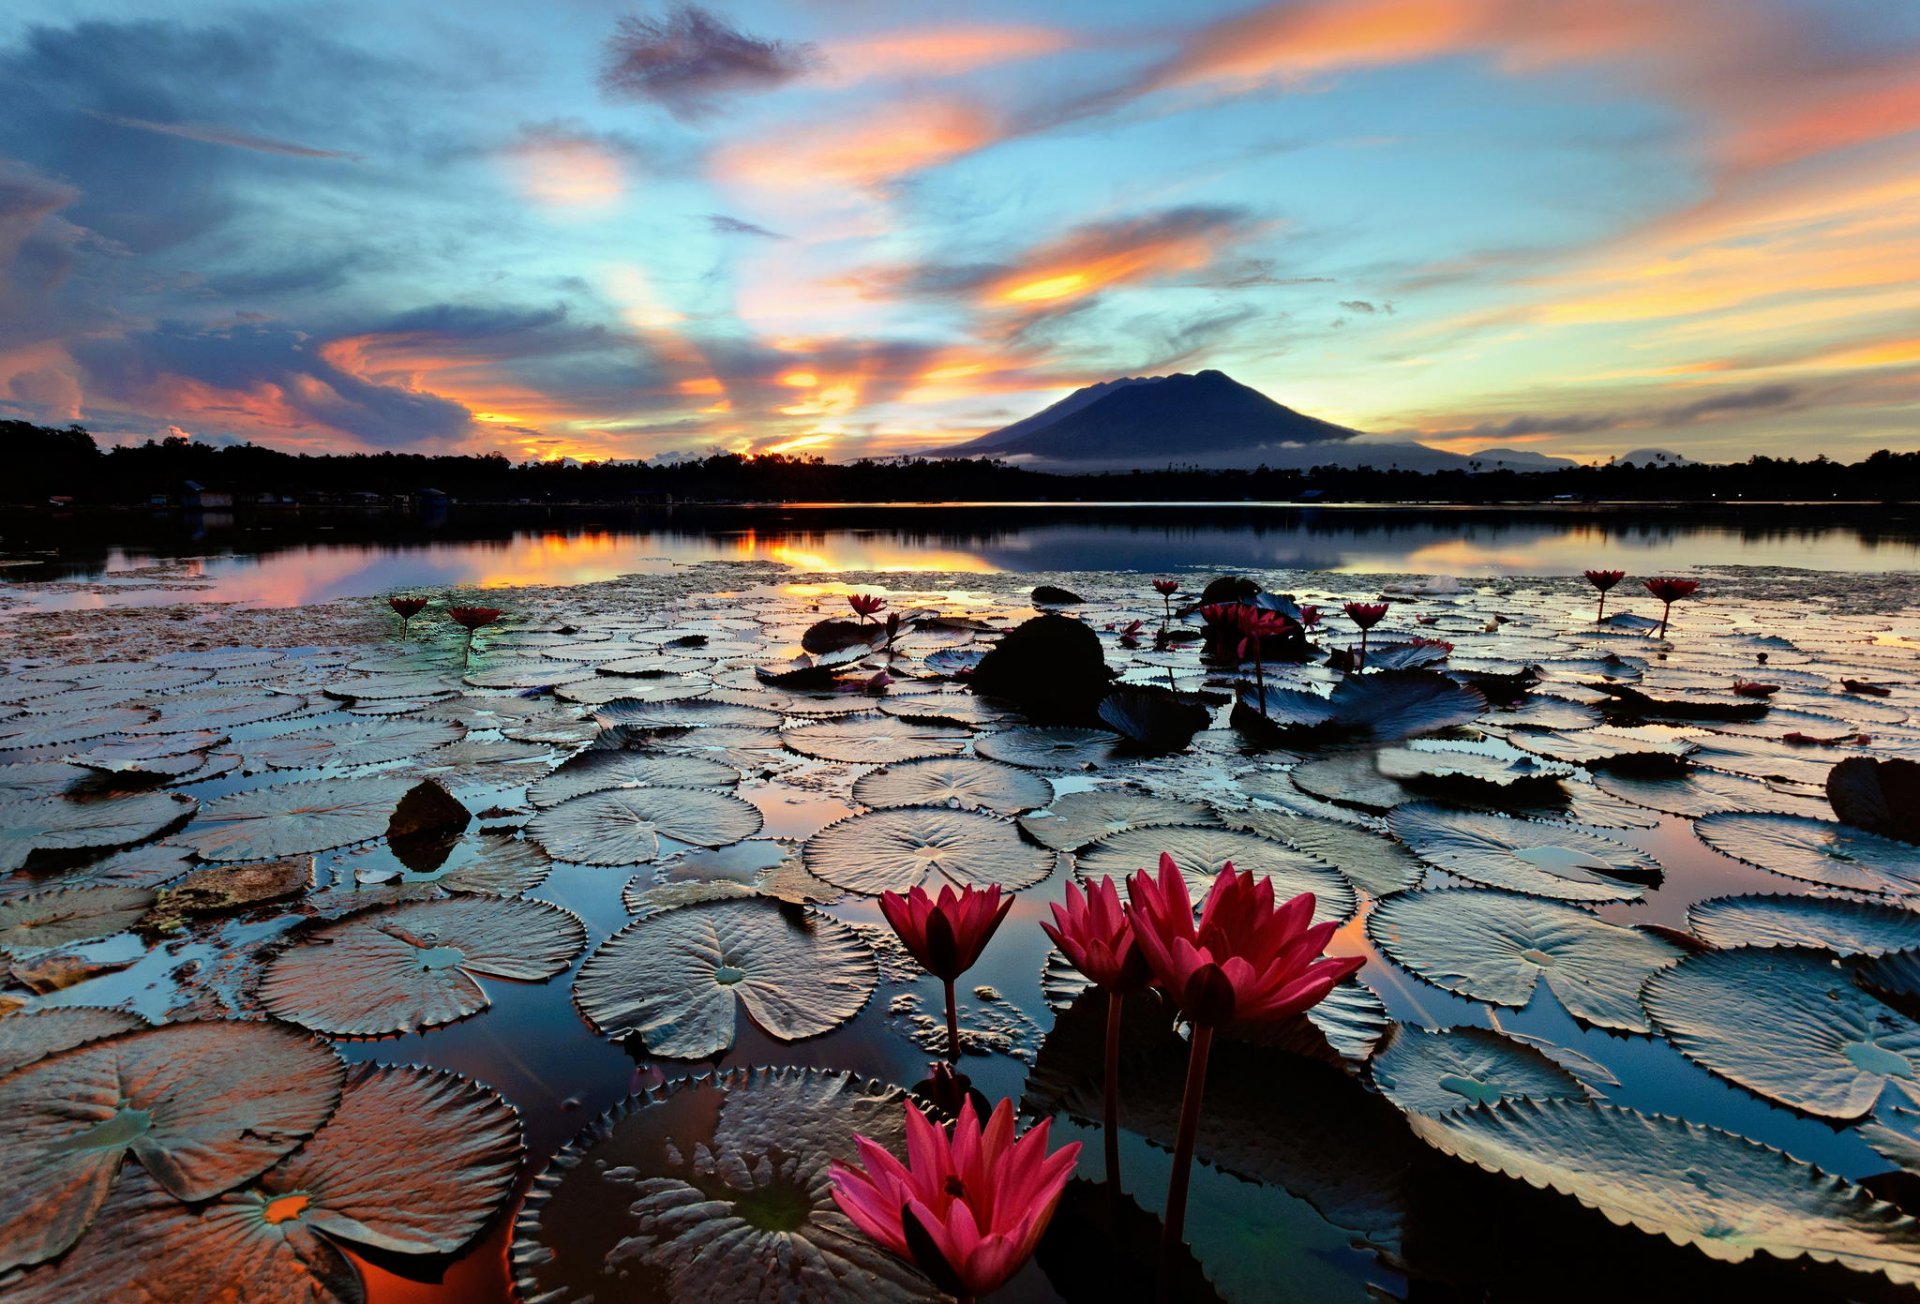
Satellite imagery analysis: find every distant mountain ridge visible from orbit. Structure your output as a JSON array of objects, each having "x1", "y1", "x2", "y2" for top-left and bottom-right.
[{"x1": 937, "y1": 370, "x2": 1579, "y2": 473}]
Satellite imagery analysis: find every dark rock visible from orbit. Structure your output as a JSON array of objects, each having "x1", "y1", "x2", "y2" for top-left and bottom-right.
[
  {"x1": 1031, "y1": 584, "x2": 1084, "y2": 606},
  {"x1": 1828, "y1": 756, "x2": 1920, "y2": 843},
  {"x1": 969, "y1": 613, "x2": 1113, "y2": 722}
]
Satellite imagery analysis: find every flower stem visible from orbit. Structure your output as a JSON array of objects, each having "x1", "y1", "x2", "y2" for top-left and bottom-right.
[
  {"x1": 1159, "y1": 1023, "x2": 1214, "y2": 1298},
  {"x1": 943, "y1": 977, "x2": 961, "y2": 1065},
  {"x1": 1658, "y1": 601, "x2": 1672, "y2": 638},
  {"x1": 1103, "y1": 989, "x2": 1124, "y2": 1188},
  {"x1": 1359, "y1": 627, "x2": 1369, "y2": 667},
  {"x1": 1595, "y1": 593, "x2": 1605, "y2": 623},
  {"x1": 1252, "y1": 654, "x2": 1266, "y2": 715}
]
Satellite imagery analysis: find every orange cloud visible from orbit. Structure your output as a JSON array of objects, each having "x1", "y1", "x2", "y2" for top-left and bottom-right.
[
  {"x1": 500, "y1": 131, "x2": 626, "y2": 213},
  {"x1": 823, "y1": 25, "x2": 1072, "y2": 82},
  {"x1": 714, "y1": 99, "x2": 1001, "y2": 192}
]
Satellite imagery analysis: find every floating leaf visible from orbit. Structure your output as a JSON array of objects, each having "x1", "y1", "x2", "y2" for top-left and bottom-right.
[
  {"x1": 1375, "y1": 745, "x2": 1573, "y2": 802},
  {"x1": 0, "y1": 1008, "x2": 147, "y2": 1076},
  {"x1": 574, "y1": 900, "x2": 875, "y2": 1057},
  {"x1": 1368, "y1": 887, "x2": 1683, "y2": 1031},
  {"x1": 512, "y1": 1067, "x2": 939, "y2": 1303},
  {"x1": 1239, "y1": 670, "x2": 1486, "y2": 745},
  {"x1": 1225, "y1": 806, "x2": 1427, "y2": 896},
  {"x1": 1287, "y1": 751, "x2": 1413, "y2": 813},
  {"x1": 177, "y1": 776, "x2": 416, "y2": 862},
  {"x1": 1594, "y1": 768, "x2": 1828, "y2": 819},
  {"x1": 973, "y1": 726, "x2": 1128, "y2": 770},
  {"x1": 1016, "y1": 790, "x2": 1220, "y2": 852},
  {"x1": 1688, "y1": 895, "x2": 1920, "y2": 956},
  {"x1": 781, "y1": 715, "x2": 970, "y2": 764},
  {"x1": 1076, "y1": 826, "x2": 1355, "y2": 924},
  {"x1": 803, "y1": 807, "x2": 1055, "y2": 894},
  {"x1": 1828, "y1": 757, "x2": 1920, "y2": 843},
  {"x1": 1372, "y1": 1024, "x2": 1587, "y2": 1117},
  {"x1": 1694, "y1": 812, "x2": 1920, "y2": 896},
  {"x1": 1387, "y1": 804, "x2": 1657, "y2": 903},
  {"x1": 0, "y1": 886, "x2": 157, "y2": 952},
  {"x1": 1096, "y1": 687, "x2": 1210, "y2": 752},
  {"x1": 528, "y1": 751, "x2": 739, "y2": 809},
  {"x1": 633, "y1": 725, "x2": 787, "y2": 769},
  {"x1": 0, "y1": 762, "x2": 88, "y2": 802},
  {"x1": 140, "y1": 691, "x2": 307, "y2": 734},
  {"x1": 0, "y1": 792, "x2": 194, "y2": 873},
  {"x1": 0, "y1": 708, "x2": 156, "y2": 751},
  {"x1": 243, "y1": 718, "x2": 463, "y2": 771},
  {"x1": 851, "y1": 757, "x2": 1053, "y2": 814},
  {"x1": 528, "y1": 787, "x2": 764, "y2": 864},
  {"x1": 0, "y1": 1020, "x2": 344, "y2": 1271},
  {"x1": 1410, "y1": 1099, "x2": 1920, "y2": 1288},
  {"x1": 260, "y1": 896, "x2": 586, "y2": 1036},
  {"x1": 1643, "y1": 946, "x2": 1920, "y2": 1119}
]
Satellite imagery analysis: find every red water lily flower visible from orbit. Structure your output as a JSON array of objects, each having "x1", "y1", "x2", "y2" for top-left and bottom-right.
[
  {"x1": 1043, "y1": 876, "x2": 1147, "y2": 1186},
  {"x1": 849, "y1": 593, "x2": 888, "y2": 622},
  {"x1": 831, "y1": 1098, "x2": 1079, "y2": 1302},
  {"x1": 1152, "y1": 579, "x2": 1180, "y2": 596},
  {"x1": 1297, "y1": 603, "x2": 1321, "y2": 629},
  {"x1": 1584, "y1": 569, "x2": 1626, "y2": 621},
  {"x1": 1235, "y1": 609, "x2": 1297, "y2": 708},
  {"x1": 446, "y1": 605, "x2": 502, "y2": 631},
  {"x1": 387, "y1": 595, "x2": 427, "y2": 638},
  {"x1": 881, "y1": 884, "x2": 1013, "y2": 1063},
  {"x1": 1643, "y1": 577, "x2": 1699, "y2": 638},
  {"x1": 1343, "y1": 601, "x2": 1389, "y2": 665}
]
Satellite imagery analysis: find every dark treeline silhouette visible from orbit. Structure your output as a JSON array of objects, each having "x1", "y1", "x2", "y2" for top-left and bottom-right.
[{"x1": 9, "y1": 420, "x2": 1920, "y2": 505}]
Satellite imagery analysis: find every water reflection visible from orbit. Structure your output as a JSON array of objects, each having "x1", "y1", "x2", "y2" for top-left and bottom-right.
[{"x1": 4, "y1": 503, "x2": 1917, "y2": 611}]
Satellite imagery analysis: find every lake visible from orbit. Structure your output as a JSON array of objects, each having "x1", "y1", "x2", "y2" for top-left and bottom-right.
[{"x1": 4, "y1": 502, "x2": 1918, "y2": 612}]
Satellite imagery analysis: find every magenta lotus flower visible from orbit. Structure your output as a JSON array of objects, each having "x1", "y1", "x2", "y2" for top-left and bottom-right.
[
  {"x1": 445, "y1": 605, "x2": 502, "y2": 662},
  {"x1": 831, "y1": 1098, "x2": 1080, "y2": 1302},
  {"x1": 1584, "y1": 568, "x2": 1626, "y2": 621},
  {"x1": 1343, "y1": 601, "x2": 1389, "y2": 664},
  {"x1": 849, "y1": 592, "x2": 888, "y2": 622},
  {"x1": 1234, "y1": 608, "x2": 1296, "y2": 709},
  {"x1": 387, "y1": 595, "x2": 427, "y2": 638},
  {"x1": 1042, "y1": 876, "x2": 1147, "y2": 1188},
  {"x1": 1643, "y1": 576, "x2": 1699, "y2": 638},
  {"x1": 1152, "y1": 580, "x2": 1180, "y2": 595},
  {"x1": 881, "y1": 884, "x2": 1013, "y2": 1063},
  {"x1": 1297, "y1": 603, "x2": 1322, "y2": 629},
  {"x1": 1126, "y1": 853, "x2": 1364, "y2": 1273}
]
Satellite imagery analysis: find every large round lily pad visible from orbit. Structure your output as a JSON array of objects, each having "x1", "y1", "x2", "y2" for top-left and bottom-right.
[
  {"x1": 803, "y1": 807, "x2": 1055, "y2": 894},
  {"x1": 1371, "y1": 1025, "x2": 1588, "y2": 1117},
  {"x1": 0, "y1": 792, "x2": 196, "y2": 872},
  {"x1": 1694, "y1": 813, "x2": 1920, "y2": 897},
  {"x1": 0, "y1": 886, "x2": 156, "y2": 952},
  {"x1": 1368, "y1": 887, "x2": 1684, "y2": 1032},
  {"x1": 0, "y1": 1008, "x2": 147, "y2": 1077},
  {"x1": 1076, "y1": 826, "x2": 1355, "y2": 924},
  {"x1": 528, "y1": 751, "x2": 740, "y2": 809},
  {"x1": 781, "y1": 715, "x2": 970, "y2": 764},
  {"x1": 260, "y1": 897, "x2": 587, "y2": 1036},
  {"x1": 851, "y1": 757, "x2": 1053, "y2": 814},
  {"x1": 574, "y1": 900, "x2": 876, "y2": 1057},
  {"x1": 974, "y1": 726, "x2": 1128, "y2": 770},
  {"x1": 1387, "y1": 804, "x2": 1658, "y2": 903},
  {"x1": 511, "y1": 1067, "x2": 939, "y2": 1303},
  {"x1": 176, "y1": 776, "x2": 417, "y2": 863},
  {"x1": 1687, "y1": 895, "x2": 1920, "y2": 957},
  {"x1": 1227, "y1": 806, "x2": 1427, "y2": 896},
  {"x1": 1017, "y1": 790, "x2": 1219, "y2": 853},
  {"x1": 1411, "y1": 1099, "x2": 1920, "y2": 1287},
  {"x1": 0, "y1": 1020, "x2": 345, "y2": 1271},
  {"x1": 1245, "y1": 670, "x2": 1486, "y2": 745},
  {"x1": 528, "y1": 787, "x2": 765, "y2": 864},
  {"x1": 243, "y1": 718, "x2": 463, "y2": 771},
  {"x1": 1643, "y1": 946, "x2": 1920, "y2": 1119}
]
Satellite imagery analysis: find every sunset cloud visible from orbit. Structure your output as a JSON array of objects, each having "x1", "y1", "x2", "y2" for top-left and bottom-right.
[{"x1": 600, "y1": 5, "x2": 816, "y2": 121}]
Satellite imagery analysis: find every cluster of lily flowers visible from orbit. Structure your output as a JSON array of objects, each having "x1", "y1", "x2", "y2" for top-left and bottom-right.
[
  {"x1": 833, "y1": 861, "x2": 1361, "y2": 1301},
  {"x1": 386, "y1": 595, "x2": 504, "y2": 662},
  {"x1": 1583, "y1": 570, "x2": 1701, "y2": 637}
]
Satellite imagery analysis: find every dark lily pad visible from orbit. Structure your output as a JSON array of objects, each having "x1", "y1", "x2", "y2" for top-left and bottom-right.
[
  {"x1": 1368, "y1": 887, "x2": 1684, "y2": 1031},
  {"x1": 0, "y1": 886, "x2": 157, "y2": 951},
  {"x1": 1694, "y1": 812, "x2": 1920, "y2": 896},
  {"x1": 511, "y1": 1067, "x2": 939, "y2": 1303},
  {"x1": 0, "y1": 1020, "x2": 345, "y2": 1271},
  {"x1": 973, "y1": 726, "x2": 1128, "y2": 770},
  {"x1": 1829, "y1": 757, "x2": 1920, "y2": 843},
  {"x1": 968, "y1": 614, "x2": 1115, "y2": 721},
  {"x1": 177, "y1": 776, "x2": 417, "y2": 862},
  {"x1": 1238, "y1": 670, "x2": 1486, "y2": 746},
  {"x1": 0, "y1": 762, "x2": 89, "y2": 802},
  {"x1": 529, "y1": 751, "x2": 739, "y2": 809},
  {"x1": 781, "y1": 715, "x2": 970, "y2": 764},
  {"x1": 1287, "y1": 750, "x2": 1415, "y2": 813},
  {"x1": 1643, "y1": 946, "x2": 1920, "y2": 1119},
  {"x1": 1410, "y1": 1099, "x2": 1920, "y2": 1288},
  {"x1": 803, "y1": 807, "x2": 1055, "y2": 894},
  {"x1": 1371, "y1": 1025, "x2": 1588, "y2": 1116},
  {"x1": 574, "y1": 900, "x2": 875, "y2": 1057},
  {"x1": 628, "y1": 725, "x2": 788, "y2": 770},
  {"x1": 0, "y1": 792, "x2": 196, "y2": 872},
  {"x1": 0, "y1": 1008, "x2": 148, "y2": 1077},
  {"x1": 528, "y1": 787, "x2": 765, "y2": 864},
  {"x1": 1096, "y1": 686, "x2": 1210, "y2": 753},
  {"x1": 1076, "y1": 826, "x2": 1355, "y2": 924},
  {"x1": 1387, "y1": 804, "x2": 1658, "y2": 903},
  {"x1": 260, "y1": 896, "x2": 587, "y2": 1036},
  {"x1": 851, "y1": 756, "x2": 1053, "y2": 813},
  {"x1": 1688, "y1": 894, "x2": 1920, "y2": 956},
  {"x1": 594, "y1": 698, "x2": 781, "y2": 731},
  {"x1": 1017, "y1": 790, "x2": 1220, "y2": 853},
  {"x1": 1594, "y1": 768, "x2": 1828, "y2": 819}
]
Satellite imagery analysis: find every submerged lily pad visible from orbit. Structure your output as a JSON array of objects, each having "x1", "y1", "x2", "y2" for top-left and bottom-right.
[
  {"x1": 781, "y1": 715, "x2": 970, "y2": 764},
  {"x1": 1643, "y1": 946, "x2": 1920, "y2": 1119},
  {"x1": 1387, "y1": 804, "x2": 1658, "y2": 903},
  {"x1": 1017, "y1": 790, "x2": 1220, "y2": 853},
  {"x1": 511, "y1": 1067, "x2": 939, "y2": 1303},
  {"x1": 1076, "y1": 826, "x2": 1355, "y2": 924},
  {"x1": 1687, "y1": 895, "x2": 1920, "y2": 956},
  {"x1": 0, "y1": 1020, "x2": 345, "y2": 1271},
  {"x1": 0, "y1": 1008, "x2": 148, "y2": 1076},
  {"x1": 803, "y1": 807, "x2": 1055, "y2": 894},
  {"x1": 1371, "y1": 1025, "x2": 1588, "y2": 1116},
  {"x1": 0, "y1": 792, "x2": 195, "y2": 872},
  {"x1": 528, "y1": 787, "x2": 765, "y2": 864},
  {"x1": 177, "y1": 776, "x2": 417, "y2": 863},
  {"x1": 1368, "y1": 887, "x2": 1684, "y2": 1031},
  {"x1": 0, "y1": 886, "x2": 157, "y2": 952},
  {"x1": 574, "y1": 900, "x2": 876, "y2": 1057},
  {"x1": 851, "y1": 757, "x2": 1053, "y2": 814},
  {"x1": 1410, "y1": 1099, "x2": 1920, "y2": 1288},
  {"x1": 260, "y1": 896, "x2": 587, "y2": 1036},
  {"x1": 528, "y1": 751, "x2": 740, "y2": 809},
  {"x1": 1694, "y1": 813, "x2": 1920, "y2": 897}
]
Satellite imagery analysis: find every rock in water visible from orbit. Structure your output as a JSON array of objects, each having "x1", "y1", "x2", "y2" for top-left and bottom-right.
[
  {"x1": 388, "y1": 779, "x2": 472, "y2": 873},
  {"x1": 1829, "y1": 757, "x2": 1920, "y2": 843},
  {"x1": 970, "y1": 614, "x2": 1113, "y2": 722}
]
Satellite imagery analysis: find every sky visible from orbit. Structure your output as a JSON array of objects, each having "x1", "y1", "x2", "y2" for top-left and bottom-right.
[{"x1": 1, "y1": 0, "x2": 1917, "y2": 467}]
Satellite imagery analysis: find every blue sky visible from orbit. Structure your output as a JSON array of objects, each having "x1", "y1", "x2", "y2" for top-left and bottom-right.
[{"x1": 2, "y1": 0, "x2": 1917, "y2": 464}]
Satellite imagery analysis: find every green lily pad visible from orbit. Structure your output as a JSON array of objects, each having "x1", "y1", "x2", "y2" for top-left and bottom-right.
[
  {"x1": 1687, "y1": 895, "x2": 1920, "y2": 956},
  {"x1": 852, "y1": 757, "x2": 1053, "y2": 814},
  {"x1": 573, "y1": 900, "x2": 875, "y2": 1057},
  {"x1": 1694, "y1": 813, "x2": 1920, "y2": 897},
  {"x1": 803, "y1": 807, "x2": 1055, "y2": 894},
  {"x1": 1371, "y1": 1025, "x2": 1588, "y2": 1116},
  {"x1": 528, "y1": 787, "x2": 765, "y2": 864},
  {"x1": 1387, "y1": 804, "x2": 1658, "y2": 903},
  {"x1": 1076, "y1": 826, "x2": 1355, "y2": 924}
]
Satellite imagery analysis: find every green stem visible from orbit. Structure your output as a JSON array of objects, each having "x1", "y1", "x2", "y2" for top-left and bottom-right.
[{"x1": 1158, "y1": 1023, "x2": 1214, "y2": 1299}]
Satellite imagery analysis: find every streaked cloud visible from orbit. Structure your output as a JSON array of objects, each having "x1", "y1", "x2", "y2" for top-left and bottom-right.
[{"x1": 600, "y1": 5, "x2": 816, "y2": 121}]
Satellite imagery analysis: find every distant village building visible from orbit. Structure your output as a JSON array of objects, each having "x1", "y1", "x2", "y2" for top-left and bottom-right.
[{"x1": 177, "y1": 480, "x2": 233, "y2": 510}]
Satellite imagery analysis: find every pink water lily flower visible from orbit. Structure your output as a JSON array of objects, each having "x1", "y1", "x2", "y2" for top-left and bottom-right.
[
  {"x1": 881, "y1": 883, "x2": 1013, "y2": 1063},
  {"x1": 831, "y1": 1098, "x2": 1080, "y2": 1302}
]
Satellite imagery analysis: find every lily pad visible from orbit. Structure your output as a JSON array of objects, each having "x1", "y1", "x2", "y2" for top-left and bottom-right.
[
  {"x1": 1595, "y1": 768, "x2": 1828, "y2": 819},
  {"x1": 1643, "y1": 946, "x2": 1920, "y2": 1119},
  {"x1": 243, "y1": 718, "x2": 464, "y2": 771},
  {"x1": 851, "y1": 757, "x2": 1053, "y2": 814},
  {"x1": 1076, "y1": 826, "x2": 1355, "y2": 924},
  {"x1": 573, "y1": 899, "x2": 875, "y2": 1057},
  {"x1": 0, "y1": 708, "x2": 156, "y2": 751},
  {"x1": 511, "y1": 1067, "x2": 939, "y2": 1303},
  {"x1": 1225, "y1": 807, "x2": 1427, "y2": 896},
  {"x1": 177, "y1": 776, "x2": 417, "y2": 863},
  {"x1": 0, "y1": 762, "x2": 88, "y2": 802},
  {"x1": 1387, "y1": 804, "x2": 1658, "y2": 903},
  {"x1": 1371, "y1": 1025, "x2": 1588, "y2": 1116},
  {"x1": 1368, "y1": 887, "x2": 1684, "y2": 1031},
  {"x1": 803, "y1": 807, "x2": 1055, "y2": 894},
  {"x1": 1017, "y1": 790, "x2": 1219, "y2": 853},
  {"x1": 0, "y1": 1020, "x2": 345, "y2": 1271},
  {"x1": 0, "y1": 792, "x2": 195, "y2": 872},
  {"x1": 528, "y1": 787, "x2": 765, "y2": 864},
  {"x1": 1694, "y1": 813, "x2": 1920, "y2": 896},
  {"x1": 780, "y1": 715, "x2": 970, "y2": 764},
  {"x1": 1240, "y1": 670, "x2": 1486, "y2": 745},
  {"x1": 260, "y1": 896, "x2": 587, "y2": 1036},
  {"x1": 0, "y1": 1008, "x2": 148, "y2": 1077},
  {"x1": 595, "y1": 698, "x2": 781, "y2": 731},
  {"x1": 0, "y1": 886, "x2": 157, "y2": 952},
  {"x1": 1410, "y1": 1099, "x2": 1920, "y2": 1288},
  {"x1": 1688, "y1": 895, "x2": 1920, "y2": 956},
  {"x1": 635, "y1": 726, "x2": 788, "y2": 769},
  {"x1": 973, "y1": 726, "x2": 1128, "y2": 770},
  {"x1": 528, "y1": 751, "x2": 740, "y2": 809}
]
